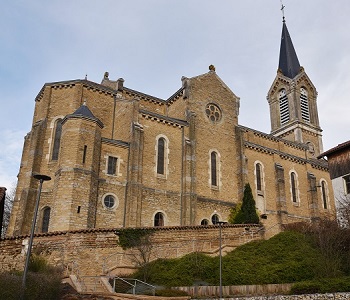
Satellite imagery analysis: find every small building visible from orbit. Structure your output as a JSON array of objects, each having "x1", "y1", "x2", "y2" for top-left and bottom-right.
[{"x1": 318, "y1": 141, "x2": 350, "y2": 223}]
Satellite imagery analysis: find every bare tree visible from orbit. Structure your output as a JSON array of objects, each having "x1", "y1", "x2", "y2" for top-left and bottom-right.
[
  {"x1": 116, "y1": 228, "x2": 155, "y2": 282},
  {"x1": 1, "y1": 183, "x2": 16, "y2": 238},
  {"x1": 335, "y1": 192, "x2": 350, "y2": 227}
]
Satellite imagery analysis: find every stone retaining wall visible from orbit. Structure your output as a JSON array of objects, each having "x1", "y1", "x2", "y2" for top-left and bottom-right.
[{"x1": 0, "y1": 224, "x2": 262, "y2": 276}]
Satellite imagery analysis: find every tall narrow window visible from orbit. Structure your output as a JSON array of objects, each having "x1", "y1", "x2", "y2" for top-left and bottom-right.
[
  {"x1": 82, "y1": 145, "x2": 87, "y2": 164},
  {"x1": 157, "y1": 138, "x2": 165, "y2": 175},
  {"x1": 279, "y1": 89, "x2": 289, "y2": 125},
  {"x1": 255, "y1": 162, "x2": 265, "y2": 213},
  {"x1": 52, "y1": 119, "x2": 62, "y2": 160},
  {"x1": 211, "y1": 151, "x2": 218, "y2": 186},
  {"x1": 300, "y1": 87, "x2": 310, "y2": 122},
  {"x1": 154, "y1": 212, "x2": 164, "y2": 227},
  {"x1": 107, "y1": 156, "x2": 118, "y2": 175},
  {"x1": 291, "y1": 172, "x2": 297, "y2": 203},
  {"x1": 321, "y1": 180, "x2": 328, "y2": 209},
  {"x1": 42, "y1": 207, "x2": 51, "y2": 233},
  {"x1": 256, "y1": 163, "x2": 262, "y2": 191}
]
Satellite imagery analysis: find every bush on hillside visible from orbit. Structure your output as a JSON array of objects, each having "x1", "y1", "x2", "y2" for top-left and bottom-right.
[
  {"x1": 134, "y1": 252, "x2": 216, "y2": 287},
  {"x1": 133, "y1": 231, "x2": 331, "y2": 287},
  {"x1": 285, "y1": 219, "x2": 350, "y2": 278},
  {"x1": 291, "y1": 277, "x2": 350, "y2": 294},
  {"x1": 0, "y1": 255, "x2": 62, "y2": 300}
]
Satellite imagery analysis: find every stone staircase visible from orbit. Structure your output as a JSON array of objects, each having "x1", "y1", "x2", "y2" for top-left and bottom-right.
[{"x1": 68, "y1": 270, "x2": 190, "y2": 299}]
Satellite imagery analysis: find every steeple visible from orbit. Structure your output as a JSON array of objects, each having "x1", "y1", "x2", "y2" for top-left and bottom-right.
[
  {"x1": 278, "y1": 20, "x2": 301, "y2": 79},
  {"x1": 267, "y1": 12, "x2": 324, "y2": 157}
]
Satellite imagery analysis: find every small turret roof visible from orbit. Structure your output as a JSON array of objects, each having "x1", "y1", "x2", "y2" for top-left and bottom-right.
[
  {"x1": 63, "y1": 102, "x2": 104, "y2": 128},
  {"x1": 278, "y1": 20, "x2": 301, "y2": 79},
  {"x1": 72, "y1": 103, "x2": 97, "y2": 119}
]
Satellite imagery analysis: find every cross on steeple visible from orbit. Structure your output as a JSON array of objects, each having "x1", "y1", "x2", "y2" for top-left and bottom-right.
[{"x1": 280, "y1": 0, "x2": 286, "y2": 22}]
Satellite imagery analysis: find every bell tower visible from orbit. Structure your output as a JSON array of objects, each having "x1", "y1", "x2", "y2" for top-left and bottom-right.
[{"x1": 267, "y1": 17, "x2": 323, "y2": 157}]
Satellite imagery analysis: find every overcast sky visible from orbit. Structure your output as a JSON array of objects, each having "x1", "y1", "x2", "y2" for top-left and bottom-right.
[{"x1": 1, "y1": 0, "x2": 349, "y2": 190}]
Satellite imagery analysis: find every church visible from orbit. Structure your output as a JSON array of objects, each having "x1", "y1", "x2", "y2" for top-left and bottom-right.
[{"x1": 7, "y1": 18, "x2": 334, "y2": 237}]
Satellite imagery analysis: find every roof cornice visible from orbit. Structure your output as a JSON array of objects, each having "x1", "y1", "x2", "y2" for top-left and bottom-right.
[{"x1": 139, "y1": 109, "x2": 188, "y2": 128}]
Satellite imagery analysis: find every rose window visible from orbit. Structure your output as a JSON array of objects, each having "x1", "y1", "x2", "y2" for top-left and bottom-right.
[{"x1": 205, "y1": 103, "x2": 222, "y2": 122}]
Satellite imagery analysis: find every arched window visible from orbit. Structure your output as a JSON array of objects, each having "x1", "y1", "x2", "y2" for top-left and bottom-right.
[
  {"x1": 300, "y1": 87, "x2": 310, "y2": 122},
  {"x1": 211, "y1": 214, "x2": 219, "y2": 225},
  {"x1": 42, "y1": 207, "x2": 51, "y2": 233},
  {"x1": 157, "y1": 137, "x2": 166, "y2": 175},
  {"x1": 201, "y1": 219, "x2": 209, "y2": 226},
  {"x1": 279, "y1": 89, "x2": 289, "y2": 125},
  {"x1": 52, "y1": 118, "x2": 63, "y2": 160},
  {"x1": 255, "y1": 162, "x2": 265, "y2": 213},
  {"x1": 321, "y1": 180, "x2": 328, "y2": 209},
  {"x1": 256, "y1": 163, "x2": 262, "y2": 191},
  {"x1": 290, "y1": 172, "x2": 298, "y2": 203},
  {"x1": 211, "y1": 151, "x2": 218, "y2": 186},
  {"x1": 154, "y1": 212, "x2": 164, "y2": 227}
]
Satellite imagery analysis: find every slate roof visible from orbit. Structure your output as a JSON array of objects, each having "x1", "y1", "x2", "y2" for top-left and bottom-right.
[
  {"x1": 279, "y1": 20, "x2": 301, "y2": 79},
  {"x1": 72, "y1": 103, "x2": 97, "y2": 119},
  {"x1": 63, "y1": 103, "x2": 104, "y2": 128}
]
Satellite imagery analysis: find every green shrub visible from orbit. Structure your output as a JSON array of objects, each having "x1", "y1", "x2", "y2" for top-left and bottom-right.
[
  {"x1": 132, "y1": 231, "x2": 330, "y2": 287},
  {"x1": 291, "y1": 281, "x2": 322, "y2": 294},
  {"x1": 291, "y1": 277, "x2": 350, "y2": 294},
  {"x1": 29, "y1": 254, "x2": 50, "y2": 272},
  {"x1": 231, "y1": 183, "x2": 259, "y2": 224},
  {"x1": 116, "y1": 228, "x2": 154, "y2": 250}
]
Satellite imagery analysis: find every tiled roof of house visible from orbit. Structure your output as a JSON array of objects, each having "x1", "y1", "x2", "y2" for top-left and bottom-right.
[{"x1": 318, "y1": 140, "x2": 350, "y2": 158}]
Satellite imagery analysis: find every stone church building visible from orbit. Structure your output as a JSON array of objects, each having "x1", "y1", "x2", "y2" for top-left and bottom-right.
[{"x1": 7, "y1": 19, "x2": 334, "y2": 237}]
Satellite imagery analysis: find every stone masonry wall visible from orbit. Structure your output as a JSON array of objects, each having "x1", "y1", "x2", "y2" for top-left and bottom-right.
[{"x1": 0, "y1": 224, "x2": 261, "y2": 276}]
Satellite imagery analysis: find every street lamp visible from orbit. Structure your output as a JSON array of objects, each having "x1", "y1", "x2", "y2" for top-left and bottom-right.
[
  {"x1": 217, "y1": 221, "x2": 226, "y2": 300},
  {"x1": 21, "y1": 174, "x2": 51, "y2": 299}
]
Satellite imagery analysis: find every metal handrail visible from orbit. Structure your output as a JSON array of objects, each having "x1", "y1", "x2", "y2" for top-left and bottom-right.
[
  {"x1": 113, "y1": 277, "x2": 156, "y2": 296},
  {"x1": 66, "y1": 261, "x2": 87, "y2": 292}
]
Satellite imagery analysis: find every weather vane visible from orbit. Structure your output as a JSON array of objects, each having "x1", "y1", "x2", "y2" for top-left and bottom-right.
[{"x1": 280, "y1": 0, "x2": 286, "y2": 21}]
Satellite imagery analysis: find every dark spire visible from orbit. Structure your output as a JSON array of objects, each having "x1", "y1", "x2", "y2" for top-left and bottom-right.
[{"x1": 278, "y1": 20, "x2": 301, "y2": 79}]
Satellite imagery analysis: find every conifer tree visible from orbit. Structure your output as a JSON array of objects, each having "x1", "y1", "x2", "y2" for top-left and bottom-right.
[{"x1": 232, "y1": 183, "x2": 259, "y2": 224}]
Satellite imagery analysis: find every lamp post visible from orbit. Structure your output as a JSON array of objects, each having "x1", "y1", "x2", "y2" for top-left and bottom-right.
[
  {"x1": 217, "y1": 221, "x2": 226, "y2": 300},
  {"x1": 21, "y1": 174, "x2": 51, "y2": 299}
]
